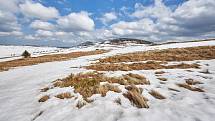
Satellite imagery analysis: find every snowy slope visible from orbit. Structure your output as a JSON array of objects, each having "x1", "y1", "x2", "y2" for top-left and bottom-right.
[{"x1": 0, "y1": 40, "x2": 215, "y2": 121}]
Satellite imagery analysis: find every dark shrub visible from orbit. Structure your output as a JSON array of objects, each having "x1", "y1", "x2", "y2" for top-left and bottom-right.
[{"x1": 22, "y1": 50, "x2": 31, "y2": 58}]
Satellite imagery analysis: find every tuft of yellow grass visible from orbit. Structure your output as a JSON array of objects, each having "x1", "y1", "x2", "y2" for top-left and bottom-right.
[
  {"x1": 123, "y1": 84, "x2": 149, "y2": 108},
  {"x1": 149, "y1": 90, "x2": 166, "y2": 99},
  {"x1": 123, "y1": 90, "x2": 149, "y2": 108},
  {"x1": 55, "y1": 92, "x2": 74, "y2": 99},
  {"x1": 53, "y1": 72, "x2": 122, "y2": 98},
  {"x1": 38, "y1": 95, "x2": 49, "y2": 102},
  {"x1": 176, "y1": 83, "x2": 204, "y2": 92},
  {"x1": 157, "y1": 78, "x2": 167, "y2": 81},
  {"x1": 123, "y1": 73, "x2": 150, "y2": 85}
]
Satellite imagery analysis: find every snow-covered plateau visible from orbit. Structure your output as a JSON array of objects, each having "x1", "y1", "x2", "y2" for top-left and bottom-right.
[{"x1": 0, "y1": 40, "x2": 215, "y2": 121}]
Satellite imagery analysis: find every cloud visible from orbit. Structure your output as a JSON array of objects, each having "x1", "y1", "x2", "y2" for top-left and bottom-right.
[
  {"x1": 111, "y1": 0, "x2": 215, "y2": 41},
  {"x1": 100, "y1": 12, "x2": 117, "y2": 25},
  {"x1": 20, "y1": 1, "x2": 59, "y2": 20},
  {"x1": 132, "y1": 0, "x2": 171, "y2": 19},
  {"x1": 30, "y1": 20, "x2": 55, "y2": 31},
  {"x1": 57, "y1": 11, "x2": 95, "y2": 32},
  {"x1": 0, "y1": 0, "x2": 22, "y2": 13},
  {"x1": 1, "y1": 0, "x2": 215, "y2": 46},
  {"x1": 35, "y1": 30, "x2": 53, "y2": 37}
]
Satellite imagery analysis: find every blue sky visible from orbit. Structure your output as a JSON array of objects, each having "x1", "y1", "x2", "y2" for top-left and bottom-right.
[{"x1": 0, "y1": 0, "x2": 215, "y2": 47}]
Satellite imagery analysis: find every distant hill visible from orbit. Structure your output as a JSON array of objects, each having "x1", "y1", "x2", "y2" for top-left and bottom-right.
[
  {"x1": 103, "y1": 38, "x2": 153, "y2": 45},
  {"x1": 78, "y1": 41, "x2": 95, "y2": 47}
]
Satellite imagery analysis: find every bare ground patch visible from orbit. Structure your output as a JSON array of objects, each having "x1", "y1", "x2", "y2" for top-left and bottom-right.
[{"x1": 0, "y1": 49, "x2": 108, "y2": 71}]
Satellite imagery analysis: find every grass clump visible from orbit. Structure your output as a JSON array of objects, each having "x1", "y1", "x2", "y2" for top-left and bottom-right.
[
  {"x1": 123, "y1": 85, "x2": 149, "y2": 108},
  {"x1": 76, "y1": 99, "x2": 87, "y2": 109},
  {"x1": 40, "y1": 87, "x2": 49, "y2": 92},
  {"x1": 157, "y1": 78, "x2": 167, "y2": 81},
  {"x1": 38, "y1": 95, "x2": 49, "y2": 102},
  {"x1": 185, "y1": 78, "x2": 203, "y2": 85},
  {"x1": 53, "y1": 72, "x2": 122, "y2": 98},
  {"x1": 176, "y1": 83, "x2": 204, "y2": 92},
  {"x1": 149, "y1": 90, "x2": 166, "y2": 99},
  {"x1": 155, "y1": 71, "x2": 165, "y2": 75},
  {"x1": 55, "y1": 92, "x2": 74, "y2": 99},
  {"x1": 168, "y1": 87, "x2": 180, "y2": 92}
]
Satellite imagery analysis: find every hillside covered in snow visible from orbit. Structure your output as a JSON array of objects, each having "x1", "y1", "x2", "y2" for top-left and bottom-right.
[{"x1": 0, "y1": 40, "x2": 215, "y2": 121}]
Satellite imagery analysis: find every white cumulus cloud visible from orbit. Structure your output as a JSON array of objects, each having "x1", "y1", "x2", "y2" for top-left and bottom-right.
[
  {"x1": 57, "y1": 11, "x2": 95, "y2": 32},
  {"x1": 30, "y1": 20, "x2": 55, "y2": 31},
  {"x1": 20, "y1": 1, "x2": 59, "y2": 20}
]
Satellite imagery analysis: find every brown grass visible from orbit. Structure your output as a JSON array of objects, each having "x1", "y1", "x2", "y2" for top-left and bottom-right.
[
  {"x1": 98, "y1": 46, "x2": 215, "y2": 63},
  {"x1": 157, "y1": 78, "x2": 167, "y2": 81},
  {"x1": 55, "y1": 92, "x2": 74, "y2": 99},
  {"x1": 185, "y1": 79, "x2": 203, "y2": 85},
  {"x1": 155, "y1": 71, "x2": 165, "y2": 74},
  {"x1": 149, "y1": 90, "x2": 166, "y2": 99},
  {"x1": 176, "y1": 83, "x2": 204, "y2": 92},
  {"x1": 122, "y1": 73, "x2": 150, "y2": 85},
  {"x1": 52, "y1": 72, "x2": 123, "y2": 98},
  {"x1": 40, "y1": 87, "x2": 49, "y2": 92},
  {"x1": 0, "y1": 49, "x2": 108, "y2": 71},
  {"x1": 38, "y1": 95, "x2": 49, "y2": 102},
  {"x1": 168, "y1": 87, "x2": 180, "y2": 92},
  {"x1": 76, "y1": 100, "x2": 87, "y2": 109},
  {"x1": 96, "y1": 84, "x2": 122, "y2": 97},
  {"x1": 123, "y1": 85, "x2": 149, "y2": 108},
  {"x1": 86, "y1": 62, "x2": 200, "y2": 71}
]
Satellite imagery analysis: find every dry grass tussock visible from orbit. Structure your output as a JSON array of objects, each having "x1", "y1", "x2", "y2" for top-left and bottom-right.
[
  {"x1": 123, "y1": 85, "x2": 149, "y2": 108},
  {"x1": 168, "y1": 87, "x2": 180, "y2": 92},
  {"x1": 155, "y1": 71, "x2": 165, "y2": 74},
  {"x1": 52, "y1": 71, "x2": 125, "y2": 98},
  {"x1": 52, "y1": 72, "x2": 149, "y2": 98},
  {"x1": 98, "y1": 46, "x2": 215, "y2": 63},
  {"x1": 157, "y1": 78, "x2": 167, "y2": 81},
  {"x1": 149, "y1": 90, "x2": 166, "y2": 99},
  {"x1": 176, "y1": 83, "x2": 204, "y2": 92},
  {"x1": 185, "y1": 78, "x2": 203, "y2": 85},
  {"x1": 55, "y1": 92, "x2": 74, "y2": 99},
  {"x1": 0, "y1": 49, "x2": 108, "y2": 71},
  {"x1": 86, "y1": 61, "x2": 200, "y2": 71},
  {"x1": 76, "y1": 99, "x2": 87, "y2": 109},
  {"x1": 38, "y1": 95, "x2": 49, "y2": 102},
  {"x1": 40, "y1": 87, "x2": 49, "y2": 92}
]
